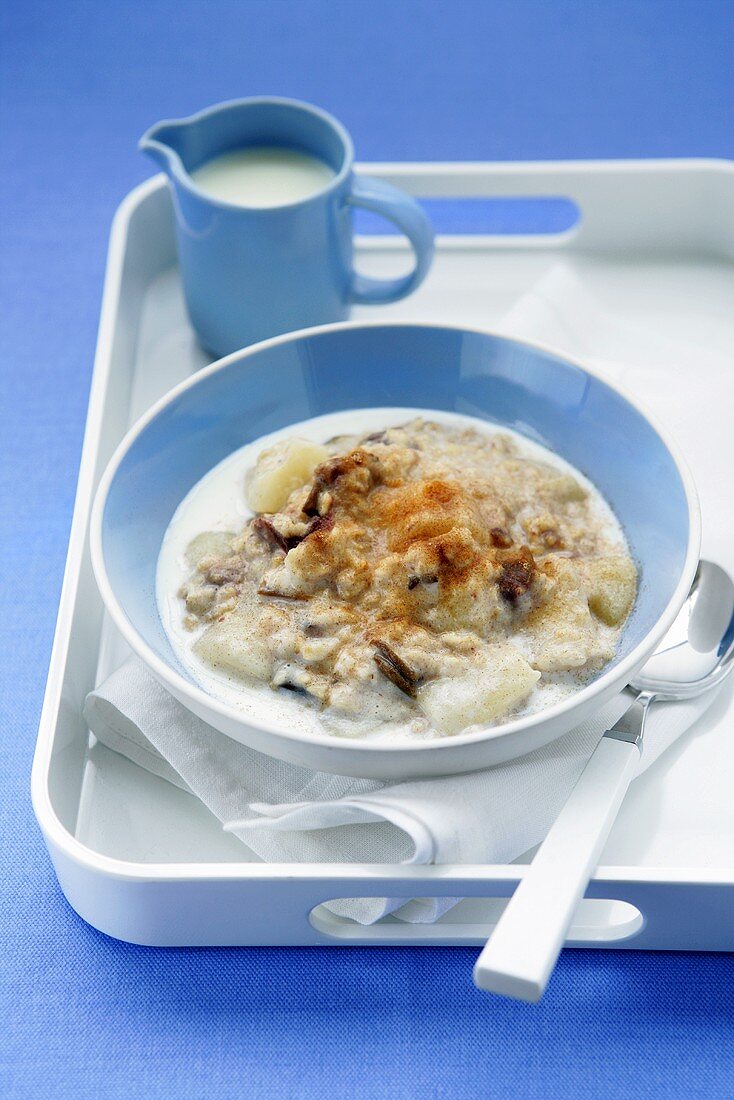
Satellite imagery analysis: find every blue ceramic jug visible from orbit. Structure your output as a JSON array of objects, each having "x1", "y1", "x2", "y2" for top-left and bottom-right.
[{"x1": 140, "y1": 97, "x2": 435, "y2": 357}]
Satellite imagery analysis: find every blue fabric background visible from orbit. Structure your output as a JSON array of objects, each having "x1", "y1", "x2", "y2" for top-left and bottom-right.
[{"x1": 2, "y1": 2, "x2": 733, "y2": 1096}]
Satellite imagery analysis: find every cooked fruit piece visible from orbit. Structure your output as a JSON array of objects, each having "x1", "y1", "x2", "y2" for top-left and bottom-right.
[
  {"x1": 193, "y1": 611, "x2": 272, "y2": 680},
  {"x1": 185, "y1": 530, "x2": 235, "y2": 567},
  {"x1": 547, "y1": 473, "x2": 587, "y2": 503},
  {"x1": 183, "y1": 582, "x2": 217, "y2": 617},
  {"x1": 417, "y1": 644, "x2": 540, "y2": 733},
  {"x1": 246, "y1": 437, "x2": 329, "y2": 513},
  {"x1": 519, "y1": 557, "x2": 614, "y2": 671},
  {"x1": 582, "y1": 554, "x2": 637, "y2": 626}
]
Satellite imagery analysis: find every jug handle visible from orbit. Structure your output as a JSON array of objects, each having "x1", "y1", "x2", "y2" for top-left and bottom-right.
[{"x1": 346, "y1": 177, "x2": 434, "y2": 304}]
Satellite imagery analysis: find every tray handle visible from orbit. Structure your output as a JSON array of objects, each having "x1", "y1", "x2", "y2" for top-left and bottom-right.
[
  {"x1": 359, "y1": 160, "x2": 734, "y2": 258},
  {"x1": 308, "y1": 891, "x2": 645, "y2": 947}
]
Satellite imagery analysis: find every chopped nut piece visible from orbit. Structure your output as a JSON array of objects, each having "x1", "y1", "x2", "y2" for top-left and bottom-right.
[
  {"x1": 253, "y1": 515, "x2": 289, "y2": 554},
  {"x1": 372, "y1": 641, "x2": 420, "y2": 697},
  {"x1": 540, "y1": 528, "x2": 565, "y2": 550},
  {"x1": 490, "y1": 527, "x2": 514, "y2": 549},
  {"x1": 254, "y1": 512, "x2": 334, "y2": 554},
  {"x1": 407, "y1": 572, "x2": 438, "y2": 591},
  {"x1": 306, "y1": 513, "x2": 335, "y2": 538},
  {"x1": 302, "y1": 480, "x2": 322, "y2": 517},
  {"x1": 497, "y1": 547, "x2": 536, "y2": 603}
]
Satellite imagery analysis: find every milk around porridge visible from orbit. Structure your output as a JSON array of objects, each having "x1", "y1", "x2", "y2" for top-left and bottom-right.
[{"x1": 157, "y1": 410, "x2": 637, "y2": 741}]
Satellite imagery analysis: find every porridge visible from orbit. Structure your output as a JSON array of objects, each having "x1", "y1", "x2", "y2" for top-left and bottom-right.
[{"x1": 158, "y1": 410, "x2": 637, "y2": 739}]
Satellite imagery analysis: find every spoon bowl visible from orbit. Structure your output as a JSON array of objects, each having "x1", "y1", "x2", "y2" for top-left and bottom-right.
[{"x1": 631, "y1": 560, "x2": 734, "y2": 699}]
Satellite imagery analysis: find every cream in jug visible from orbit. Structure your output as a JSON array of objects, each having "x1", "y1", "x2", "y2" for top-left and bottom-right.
[{"x1": 191, "y1": 146, "x2": 336, "y2": 207}]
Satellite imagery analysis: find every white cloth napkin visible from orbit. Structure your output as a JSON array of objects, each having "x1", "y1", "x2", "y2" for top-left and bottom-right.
[{"x1": 84, "y1": 658, "x2": 718, "y2": 925}]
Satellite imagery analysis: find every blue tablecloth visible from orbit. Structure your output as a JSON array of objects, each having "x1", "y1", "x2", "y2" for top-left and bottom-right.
[{"x1": 2, "y1": 2, "x2": 733, "y2": 1096}]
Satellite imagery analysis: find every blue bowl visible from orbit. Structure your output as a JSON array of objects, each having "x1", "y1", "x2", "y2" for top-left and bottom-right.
[{"x1": 91, "y1": 323, "x2": 699, "y2": 778}]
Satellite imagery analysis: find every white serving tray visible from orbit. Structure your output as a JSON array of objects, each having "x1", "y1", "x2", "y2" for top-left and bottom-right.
[{"x1": 32, "y1": 161, "x2": 734, "y2": 948}]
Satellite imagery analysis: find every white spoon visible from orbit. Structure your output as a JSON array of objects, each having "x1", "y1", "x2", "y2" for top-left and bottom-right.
[{"x1": 473, "y1": 560, "x2": 734, "y2": 1002}]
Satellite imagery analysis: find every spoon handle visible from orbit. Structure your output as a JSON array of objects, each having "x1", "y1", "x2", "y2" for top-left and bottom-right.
[{"x1": 473, "y1": 709, "x2": 647, "y2": 1002}]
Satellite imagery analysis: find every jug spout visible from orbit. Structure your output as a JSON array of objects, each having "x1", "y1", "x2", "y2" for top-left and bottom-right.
[{"x1": 138, "y1": 119, "x2": 189, "y2": 178}]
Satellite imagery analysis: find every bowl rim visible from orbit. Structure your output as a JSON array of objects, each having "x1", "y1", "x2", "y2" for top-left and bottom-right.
[{"x1": 89, "y1": 319, "x2": 701, "y2": 759}]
